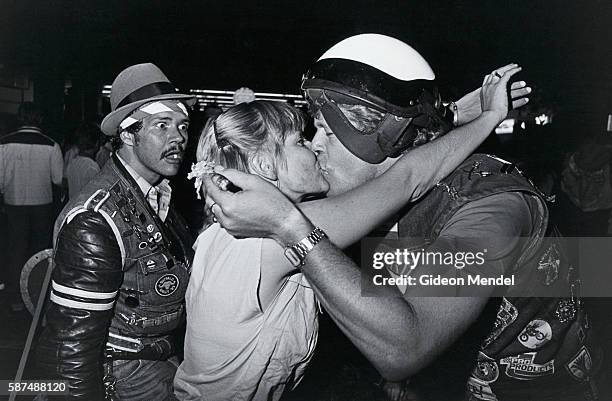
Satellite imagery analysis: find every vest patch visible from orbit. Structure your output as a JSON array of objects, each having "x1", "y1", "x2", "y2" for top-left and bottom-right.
[
  {"x1": 155, "y1": 274, "x2": 179, "y2": 297},
  {"x1": 466, "y1": 380, "x2": 498, "y2": 401},
  {"x1": 537, "y1": 243, "x2": 560, "y2": 285},
  {"x1": 472, "y1": 352, "x2": 500, "y2": 384},
  {"x1": 500, "y1": 353, "x2": 554, "y2": 380},
  {"x1": 566, "y1": 346, "x2": 593, "y2": 382},
  {"x1": 482, "y1": 297, "x2": 518, "y2": 348},
  {"x1": 517, "y1": 319, "x2": 553, "y2": 350}
]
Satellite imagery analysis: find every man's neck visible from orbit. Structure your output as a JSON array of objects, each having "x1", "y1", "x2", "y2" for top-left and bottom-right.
[{"x1": 374, "y1": 156, "x2": 400, "y2": 177}]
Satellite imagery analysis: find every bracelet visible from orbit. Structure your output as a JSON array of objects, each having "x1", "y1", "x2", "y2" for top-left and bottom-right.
[{"x1": 449, "y1": 101, "x2": 459, "y2": 127}]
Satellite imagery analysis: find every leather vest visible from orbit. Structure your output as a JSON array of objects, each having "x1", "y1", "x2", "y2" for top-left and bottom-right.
[
  {"x1": 396, "y1": 154, "x2": 598, "y2": 400},
  {"x1": 55, "y1": 155, "x2": 194, "y2": 348}
]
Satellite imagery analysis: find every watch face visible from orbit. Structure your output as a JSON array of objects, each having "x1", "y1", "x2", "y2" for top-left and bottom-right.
[{"x1": 284, "y1": 248, "x2": 303, "y2": 267}]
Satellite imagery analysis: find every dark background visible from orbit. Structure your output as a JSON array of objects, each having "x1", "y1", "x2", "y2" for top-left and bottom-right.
[{"x1": 1, "y1": 0, "x2": 611, "y2": 140}]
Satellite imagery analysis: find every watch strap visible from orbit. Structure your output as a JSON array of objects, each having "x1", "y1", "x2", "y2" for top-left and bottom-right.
[{"x1": 284, "y1": 227, "x2": 328, "y2": 267}]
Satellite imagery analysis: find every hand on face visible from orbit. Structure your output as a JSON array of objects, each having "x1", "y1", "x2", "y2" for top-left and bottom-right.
[
  {"x1": 455, "y1": 64, "x2": 531, "y2": 126},
  {"x1": 203, "y1": 167, "x2": 303, "y2": 243}
]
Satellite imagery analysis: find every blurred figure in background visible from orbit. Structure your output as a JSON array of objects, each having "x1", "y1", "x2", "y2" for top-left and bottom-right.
[
  {"x1": 0, "y1": 114, "x2": 18, "y2": 291},
  {"x1": 65, "y1": 122, "x2": 101, "y2": 199},
  {"x1": 0, "y1": 101, "x2": 63, "y2": 311},
  {"x1": 96, "y1": 134, "x2": 113, "y2": 168},
  {"x1": 62, "y1": 125, "x2": 80, "y2": 177},
  {"x1": 557, "y1": 132, "x2": 612, "y2": 237}
]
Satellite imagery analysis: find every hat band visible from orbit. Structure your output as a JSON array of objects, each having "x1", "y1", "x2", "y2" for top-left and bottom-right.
[
  {"x1": 117, "y1": 82, "x2": 179, "y2": 109},
  {"x1": 119, "y1": 100, "x2": 189, "y2": 130}
]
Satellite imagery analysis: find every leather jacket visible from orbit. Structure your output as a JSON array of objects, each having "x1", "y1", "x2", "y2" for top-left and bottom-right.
[{"x1": 36, "y1": 154, "x2": 193, "y2": 400}]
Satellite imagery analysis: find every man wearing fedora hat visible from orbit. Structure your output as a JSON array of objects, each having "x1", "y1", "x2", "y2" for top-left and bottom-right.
[{"x1": 36, "y1": 63, "x2": 196, "y2": 400}]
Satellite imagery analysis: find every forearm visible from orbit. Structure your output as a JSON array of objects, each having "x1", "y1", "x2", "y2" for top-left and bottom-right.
[
  {"x1": 277, "y1": 212, "x2": 421, "y2": 380},
  {"x1": 37, "y1": 306, "x2": 114, "y2": 400},
  {"x1": 399, "y1": 110, "x2": 500, "y2": 200},
  {"x1": 306, "y1": 241, "x2": 424, "y2": 380},
  {"x1": 298, "y1": 111, "x2": 500, "y2": 248}
]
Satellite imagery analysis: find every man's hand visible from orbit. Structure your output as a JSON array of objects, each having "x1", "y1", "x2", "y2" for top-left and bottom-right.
[
  {"x1": 479, "y1": 64, "x2": 524, "y2": 124},
  {"x1": 454, "y1": 63, "x2": 531, "y2": 125},
  {"x1": 203, "y1": 167, "x2": 312, "y2": 245}
]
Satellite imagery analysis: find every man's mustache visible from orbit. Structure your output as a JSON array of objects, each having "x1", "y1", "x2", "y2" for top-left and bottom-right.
[{"x1": 161, "y1": 146, "x2": 185, "y2": 158}]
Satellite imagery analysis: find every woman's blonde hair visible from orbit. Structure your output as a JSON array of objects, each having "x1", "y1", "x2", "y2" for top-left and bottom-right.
[{"x1": 196, "y1": 100, "x2": 305, "y2": 173}]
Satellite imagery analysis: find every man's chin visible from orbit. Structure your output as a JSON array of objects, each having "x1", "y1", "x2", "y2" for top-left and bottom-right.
[{"x1": 157, "y1": 165, "x2": 181, "y2": 178}]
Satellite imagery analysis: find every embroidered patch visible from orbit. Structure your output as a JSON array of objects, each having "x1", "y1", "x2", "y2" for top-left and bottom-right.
[
  {"x1": 500, "y1": 353, "x2": 554, "y2": 380},
  {"x1": 472, "y1": 352, "x2": 500, "y2": 384},
  {"x1": 155, "y1": 274, "x2": 179, "y2": 297},
  {"x1": 482, "y1": 297, "x2": 519, "y2": 348},
  {"x1": 517, "y1": 319, "x2": 553, "y2": 349},
  {"x1": 537, "y1": 243, "x2": 560, "y2": 285},
  {"x1": 566, "y1": 346, "x2": 593, "y2": 382},
  {"x1": 466, "y1": 378, "x2": 498, "y2": 401}
]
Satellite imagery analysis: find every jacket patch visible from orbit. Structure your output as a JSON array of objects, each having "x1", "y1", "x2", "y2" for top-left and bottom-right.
[
  {"x1": 466, "y1": 379, "x2": 498, "y2": 401},
  {"x1": 566, "y1": 346, "x2": 593, "y2": 382},
  {"x1": 472, "y1": 352, "x2": 500, "y2": 384},
  {"x1": 537, "y1": 243, "x2": 560, "y2": 285},
  {"x1": 517, "y1": 319, "x2": 553, "y2": 350},
  {"x1": 155, "y1": 274, "x2": 179, "y2": 297},
  {"x1": 482, "y1": 297, "x2": 518, "y2": 348},
  {"x1": 500, "y1": 353, "x2": 554, "y2": 380}
]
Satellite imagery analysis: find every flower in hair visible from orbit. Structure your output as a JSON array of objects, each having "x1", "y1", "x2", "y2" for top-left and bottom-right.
[{"x1": 187, "y1": 161, "x2": 217, "y2": 199}]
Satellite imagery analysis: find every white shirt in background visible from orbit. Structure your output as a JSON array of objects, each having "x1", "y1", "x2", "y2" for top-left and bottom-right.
[
  {"x1": 0, "y1": 126, "x2": 63, "y2": 205},
  {"x1": 66, "y1": 155, "x2": 100, "y2": 199}
]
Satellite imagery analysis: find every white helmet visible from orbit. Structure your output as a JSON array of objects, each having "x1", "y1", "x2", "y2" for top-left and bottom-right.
[{"x1": 302, "y1": 34, "x2": 453, "y2": 163}]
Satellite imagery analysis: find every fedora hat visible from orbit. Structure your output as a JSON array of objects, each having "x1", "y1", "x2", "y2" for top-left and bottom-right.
[{"x1": 101, "y1": 63, "x2": 196, "y2": 136}]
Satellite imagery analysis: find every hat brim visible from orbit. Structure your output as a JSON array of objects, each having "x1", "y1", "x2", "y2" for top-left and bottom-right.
[{"x1": 101, "y1": 93, "x2": 196, "y2": 136}]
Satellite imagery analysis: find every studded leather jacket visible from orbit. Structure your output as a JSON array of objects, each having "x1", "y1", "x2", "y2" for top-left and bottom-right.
[{"x1": 36, "y1": 154, "x2": 193, "y2": 400}]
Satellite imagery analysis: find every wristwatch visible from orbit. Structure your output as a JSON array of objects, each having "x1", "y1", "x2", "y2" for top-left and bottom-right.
[{"x1": 284, "y1": 227, "x2": 328, "y2": 267}]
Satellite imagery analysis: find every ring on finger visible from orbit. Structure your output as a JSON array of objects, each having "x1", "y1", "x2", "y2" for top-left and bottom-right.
[
  {"x1": 209, "y1": 202, "x2": 217, "y2": 214},
  {"x1": 494, "y1": 71, "x2": 502, "y2": 78},
  {"x1": 209, "y1": 202, "x2": 218, "y2": 222}
]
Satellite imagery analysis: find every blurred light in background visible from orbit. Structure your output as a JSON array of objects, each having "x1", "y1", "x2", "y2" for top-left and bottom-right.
[{"x1": 100, "y1": 86, "x2": 308, "y2": 111}]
